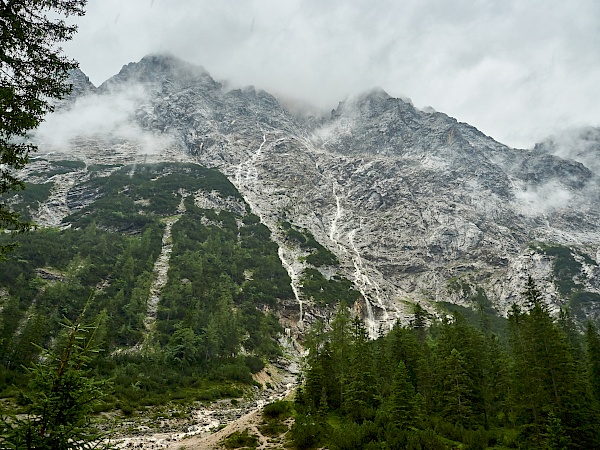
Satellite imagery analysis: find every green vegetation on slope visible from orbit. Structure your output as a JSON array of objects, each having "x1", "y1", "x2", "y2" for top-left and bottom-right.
[
  {"x1": 529, "y1": 242, "x2": 600, "y2": 324},
  {"x1": 65, "y1": 162, "x2": 244, "y2": 232},
  {"x1": 279, "y1": 221, "x2": 359, "y2": 306},
  {"x1": 0, "y1": 162, "x2": 291, "y2": 414},
  {"x1": 6, "y1": 182, "x2": 53, "y2": 221},
  {"x1": 299, "y1": 269, "x2": 360, "y2": 306},
  {"x1": 279, "y1": 221, "x2": 339, "y2": 267}
]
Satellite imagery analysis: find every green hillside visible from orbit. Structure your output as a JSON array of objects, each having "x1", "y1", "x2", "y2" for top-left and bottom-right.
[{"x1": 0, "y1": 162, "x2": 292, "y2": 412}]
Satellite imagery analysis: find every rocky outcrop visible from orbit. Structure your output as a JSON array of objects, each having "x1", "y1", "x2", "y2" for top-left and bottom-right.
[{"x1": 67, "y1": 68, "x2": 96, "y2": 97}]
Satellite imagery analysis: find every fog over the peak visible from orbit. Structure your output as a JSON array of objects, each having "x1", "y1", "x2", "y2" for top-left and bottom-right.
[
  {"x1": 537, "y1": 128, "x2": 600, "y2": 176},
  {"x1": 62, "y1": 0, "x2": 600, "y2": 149}
]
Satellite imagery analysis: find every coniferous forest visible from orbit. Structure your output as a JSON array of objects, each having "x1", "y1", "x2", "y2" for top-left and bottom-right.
[{"x1": 291, "y1": 278, "x2": 600, "y2": 450}]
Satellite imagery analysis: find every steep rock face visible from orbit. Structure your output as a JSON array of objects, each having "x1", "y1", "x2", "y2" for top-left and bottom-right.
[
  {"x1": 67, "y1": 68, "x2": 96, "y2": 97},
  {"x1": 48, "y1": 68, "x2": 96, "y2": 112},
  {"x1": 99, "y1": 54, "x2": 219, "y2": 94},
  {"x1": 28, "y1": 55, "x2": 600, "y2": 329}
]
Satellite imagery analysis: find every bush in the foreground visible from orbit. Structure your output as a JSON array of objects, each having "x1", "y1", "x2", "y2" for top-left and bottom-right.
[
  {"x1": 220, "y1": 429, "x2": 259, "y2": 449},
  {"x1": 0, "y1": 308, "x2": 113, "y2": 449}
]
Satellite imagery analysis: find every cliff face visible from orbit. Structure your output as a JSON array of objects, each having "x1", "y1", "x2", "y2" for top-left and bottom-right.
[{"x1": 28, "y1": 54, "x2": 600, "y2": 330}]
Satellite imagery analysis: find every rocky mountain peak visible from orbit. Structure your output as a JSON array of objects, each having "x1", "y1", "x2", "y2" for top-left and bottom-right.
[
  {"x1": 331, "y1": 87, "x2": 409, "y2": 119},
  {"x1": 51, "y1": 68, "x2": 96, "y2": 109},
  {"x1": 99, "y1": 53, "x2": 220, "y2": 93},
  {"x1": 353, "y1": 87, "x2": 394, "y2": 108},
  {"x1": 67, "y1": 68, "x2": 96, "y2": 96},
  {"x1": 319, "y1": 85, "x2": 505, "y2": 164}
]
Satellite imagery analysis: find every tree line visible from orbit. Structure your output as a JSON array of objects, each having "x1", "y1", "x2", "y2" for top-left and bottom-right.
[{"x1": 292, "y1": 277, "x2": 600, "y2": 449}]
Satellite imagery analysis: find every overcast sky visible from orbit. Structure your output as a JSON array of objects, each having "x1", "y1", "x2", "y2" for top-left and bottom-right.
[{"x1": 63, "y1": 0, "x2": 600, "y2": 149}]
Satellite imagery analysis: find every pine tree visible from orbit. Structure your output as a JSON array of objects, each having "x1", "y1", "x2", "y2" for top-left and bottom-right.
[
  {"x1": 388, "y1": 321, "x2": 421, "y2": 389},
  {"x1": 434, "y1": 312, "x2": 487, "y2": 426},
  {"x1": 479, "y1": 333, "x2": 510, "y2": 428},
  {"x1": 558, "y1": 307, "x2": 585, "y2": 362},
  {"x1": 388, "y1": 361, "x2": 417, "y2": 429},
  {"x1": 329, "y1": 301, "x2": 352, "y2": 409},
  {"x1": 441, "y1": 348, "x2": 473, "y2": 426},
  {"x1": 165, "y1": 327, "x2": 201, "y2": 369},
  {"x1": 544, "y1": 412, "x2": 571, "y2": 450},
  {"x1": 415, "y1": 336, "x2": 437, "y2": 416},
  {"x1": 302, "y1": 320, "x2": 328, "y2": 411},
  {"x1": 585, "y1": 322, "x2": 600, "y2": 400},
  {"x1": 343, "y1": 316, "x2": 377, "y2": 423},
  {"x1": 410, "y1": 302, "x2": 427, "y2": 342},
  {"x1": 0, "y1": 306, "x2": 113, "y2": 449}
]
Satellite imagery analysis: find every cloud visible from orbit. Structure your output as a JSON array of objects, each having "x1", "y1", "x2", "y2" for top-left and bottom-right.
[
  {"x1": 514, "y1": 180, "x2": 575, "y2": 216},
  {"x1": 63, "y1": 0, "x2": 600, "y2": 148},
  {"x1": 32, "y1": 85, "x2": 174, "y2": 154},
  {"x1": 538, "y1": 128, "x2": 600, "y2": 176}
]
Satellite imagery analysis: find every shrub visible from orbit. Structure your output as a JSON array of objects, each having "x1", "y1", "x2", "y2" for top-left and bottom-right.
[
  {"x1": 208, "y1": 362, "x2": 253, "y2": 383},
  {"x1": 259, "y1": 420, "x2": 288, "y2": 437},
  {"x1": 263, "y1": 400, "x2": 292, "y2": 421},
  {"x1": 290, "y1": 414, "x2": 326, "y2": 450},
  {"x1": 221, "y1": 429, "x2": 259, "y2": 449},
  {"x1": 244, "y1": 355, "x2": 265, "y2": 374}
]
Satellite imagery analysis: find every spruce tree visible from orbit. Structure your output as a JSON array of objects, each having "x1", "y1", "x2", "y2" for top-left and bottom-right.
[
  {"x1": 344, "y1": 316, "x2": 377, "y2": 423},
  {"x1": 411, "y1": 302, "x2": 427, "y2": 342},
  {"x1": 302, "y1": 320, "x2": 328, "y2": 411},
  {"x1": 329, "y1": 301, "x2": 352, "y2": 409},
  {"x1": 441, "y1": 348, "x2": 473, "y2": 427},
  {"x1": 434, "y1": 312, "x2": 487, "y2": 426},
  {"x1": 0, "y1": 310, "x2": 112, "y2": 449},
  {"x1": 509, "y1": 277, "x2": 599, "y2": 449},
  {"x1": 586, "y1": 322, "x2": 600, "y2": 403},
  {"x1": 388, "y1": 361, "x2": 418, "y2": 429}
]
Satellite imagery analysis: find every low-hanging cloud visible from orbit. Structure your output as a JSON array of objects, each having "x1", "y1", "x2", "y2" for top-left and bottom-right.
[
  {"x1": 514, "y1": 180, "x2": 575, "y2": 216},
  {"x1": 537, "y1": 128, "x2": 600, "y2": 177},
  {"x1": 33, "y1": 85, "x2": 175, "y2": 155}
]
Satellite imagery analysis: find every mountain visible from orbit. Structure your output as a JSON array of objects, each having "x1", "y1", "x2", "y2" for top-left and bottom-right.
[
  {"x1": 26, "y1": 53, "x2": 600, "y2": 332},
  {"x1": 68, "y1": 67, "x2": 96, "y2": 96}
]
